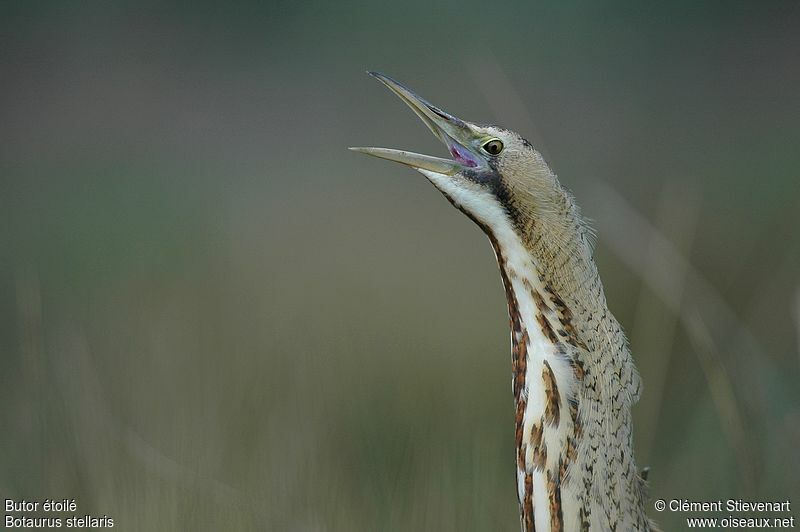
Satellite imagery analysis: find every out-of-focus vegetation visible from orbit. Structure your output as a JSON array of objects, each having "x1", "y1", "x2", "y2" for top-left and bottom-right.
[{"x1": 2, "y1": 2, "x2": 799, "y2": 530}]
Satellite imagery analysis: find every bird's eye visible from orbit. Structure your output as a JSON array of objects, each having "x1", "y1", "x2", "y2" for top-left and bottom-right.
[{"x1": 482, "y1": 139, "x2": 504, "y2": 155}]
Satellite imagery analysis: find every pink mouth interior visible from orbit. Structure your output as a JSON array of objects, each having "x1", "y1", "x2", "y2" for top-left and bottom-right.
[{"x1": 448, "y1": 142, "x2": 479, "y2": 168}]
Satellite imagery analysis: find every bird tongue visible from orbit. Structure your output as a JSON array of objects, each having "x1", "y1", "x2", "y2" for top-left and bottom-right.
[{"x1": 448, "y1": 140, "x2": 480, "y2": 168}]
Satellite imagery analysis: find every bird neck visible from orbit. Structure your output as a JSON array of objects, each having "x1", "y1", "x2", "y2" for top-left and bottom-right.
[{"x1": 482, "y1": 184, "x2": 649, "y2": 531}]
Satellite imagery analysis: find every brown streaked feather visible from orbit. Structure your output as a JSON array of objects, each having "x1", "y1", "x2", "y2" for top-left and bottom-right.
[
  {"x1": 523, "y1": 473, "x2": 535, "y2": 531},
  {"x1": 542, "y1": 360, "x2": 561, "y2": 427},
  {"x1": 547, "y1": 467, "x2": 564, "y2": 532}
]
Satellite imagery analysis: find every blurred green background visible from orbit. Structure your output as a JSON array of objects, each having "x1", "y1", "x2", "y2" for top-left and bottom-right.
[{"x1": 2, "y1": 2, "x2": 799, "y2": 530}]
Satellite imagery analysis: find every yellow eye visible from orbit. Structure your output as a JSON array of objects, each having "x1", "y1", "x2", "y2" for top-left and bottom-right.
[{"x1": 482, "y1": 139, "x2": 504, "y2": 155}]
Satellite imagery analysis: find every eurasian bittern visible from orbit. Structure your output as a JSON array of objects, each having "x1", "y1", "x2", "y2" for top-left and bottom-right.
[{"x1": 351, "y1": 72, "x2": 654, "y2": 531}]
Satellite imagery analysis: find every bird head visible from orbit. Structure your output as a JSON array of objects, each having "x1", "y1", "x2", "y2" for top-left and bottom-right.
[{"x1": 350, "y1": 72, "x2": 562, "y2": 240}]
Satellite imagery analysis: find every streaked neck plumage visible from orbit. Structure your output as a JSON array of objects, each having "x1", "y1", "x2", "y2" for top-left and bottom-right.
[{"x1": 423, "y1": 151, "x2": 651, "y2": 530}]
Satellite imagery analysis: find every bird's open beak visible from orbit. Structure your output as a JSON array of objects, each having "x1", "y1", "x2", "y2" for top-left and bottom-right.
[{"x1": 350, "y1": 72, "x2": 485, "y2": 175}]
